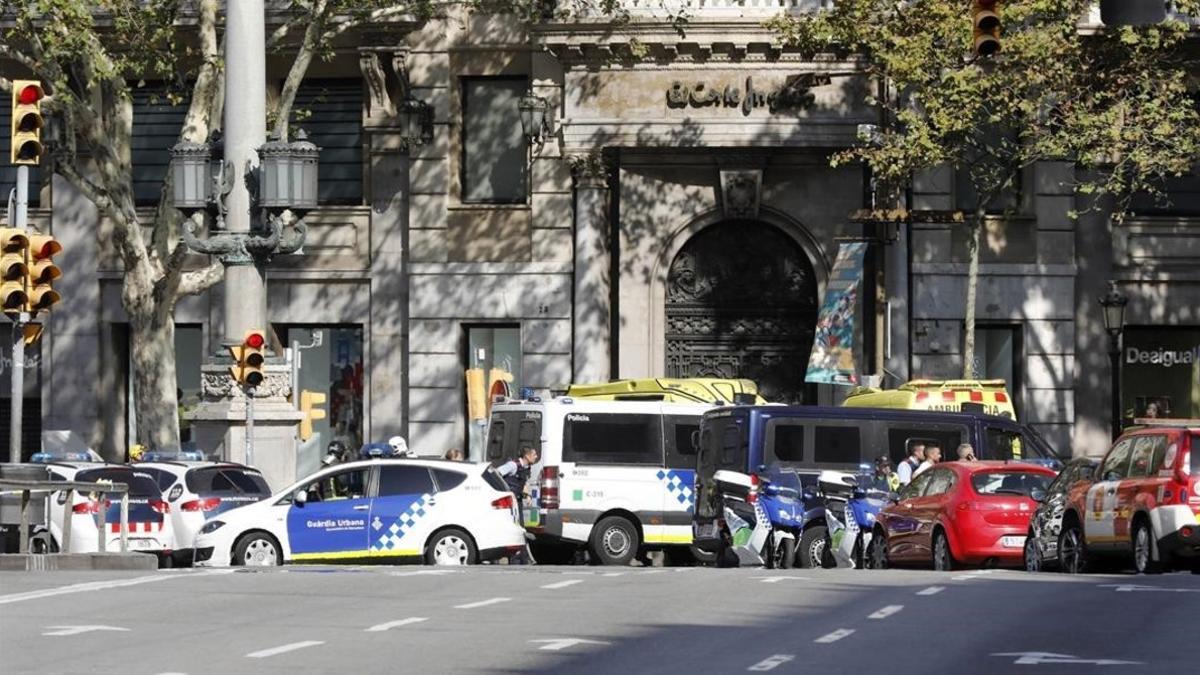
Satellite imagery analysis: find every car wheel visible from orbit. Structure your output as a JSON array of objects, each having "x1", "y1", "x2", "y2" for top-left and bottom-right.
[
  {"x1": 1057, "y1": 523, "x2": 1087, "y2": 574},
  {"x1": 868, "y1": 528, "x2": 888, "y2": 570},
  {"x1": 1023, "y1": 532, "x2": 1041, "y2": 573},
  {"x1": 932, "y1": 530, "x2": 955, "y2": 572},
  {"x1": 234, "y1": 532, "x2": 281, "y2": 567},
  {"x1": 798, "y1": 525, "x2": 828, "y2": 569},
  {"x1": 425, "y1": 528, "x2": 477, "y2": 566},
  {"x1": 589, "y1": 516, "x2": 639, "y2": 566},
  {"x1": 1132, "y1": 520, "x2": 1162, "y2": 575}
]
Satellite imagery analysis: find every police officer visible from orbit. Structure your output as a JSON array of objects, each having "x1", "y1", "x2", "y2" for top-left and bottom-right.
[
  {"x1": 322, "y1": 440, "x2": 348, "y2": 467},
  {"x1": 497, "y1": 446, "x2": 539, "y2": 565}
]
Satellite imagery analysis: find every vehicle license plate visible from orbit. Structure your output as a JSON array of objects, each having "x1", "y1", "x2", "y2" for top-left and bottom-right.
[
  {"x1": 694, "y1": 522, "x2": 718, "y2": 540},
  {"x1": 1000, "y1": 535, "x2": 1025, "y2": 548},
  {"x1": 124, "y1": 538, "x2": 155, "y2": 550}
]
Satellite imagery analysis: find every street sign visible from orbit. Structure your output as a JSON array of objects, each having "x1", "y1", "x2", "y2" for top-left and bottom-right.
[
  {"x1": 529, "y1": 638, "x2": 611, "y2": 652},
  {"x1": 992, "y1": 652, "x2": 1143, "y2": 666}
]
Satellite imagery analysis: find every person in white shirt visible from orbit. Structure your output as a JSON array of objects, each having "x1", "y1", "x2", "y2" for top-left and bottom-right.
[
  {"x1": 896, "y1": 442, "x2": 926, "y2": 485},
  {"x1": 912, "y1": 444, "x2": 943, "y2": 479}
]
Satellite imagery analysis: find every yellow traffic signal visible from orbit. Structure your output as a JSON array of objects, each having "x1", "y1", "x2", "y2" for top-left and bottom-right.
[
  {"x1": 10, "y1": 80, "x2": 45, "y2": 165},
  {"x1": 298, "y1": 390, "x2": 327, "y2": 441},
  {"x1": 25, "y1": 234, "x2": 61, "y2": 312},
  {"x1": 972, "y1": 0, "x2": 1000, "y2": 58},
  {"x1": 0, "y1": 228, "x2": 28, "y2": 312},
  {"x1": 228, "y1": 329, "x2": 267, "y2": 387}
]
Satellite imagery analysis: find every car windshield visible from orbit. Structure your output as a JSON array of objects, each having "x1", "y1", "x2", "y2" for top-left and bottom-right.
[
  {"x1": 74, "y1": 469, "x2": 162, "y2": 497},
  {"x1": 971, "y1": 470, "x2": 1052, "y2": 498}
]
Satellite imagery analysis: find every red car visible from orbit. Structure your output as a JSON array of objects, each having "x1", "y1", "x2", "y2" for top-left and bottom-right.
[
  {"x1": 1061, "y1": 420, "x2": 1200, "y2": 574},
  {"x1": 871, "y1": 461, "x2": 1056, "y2": 571}
]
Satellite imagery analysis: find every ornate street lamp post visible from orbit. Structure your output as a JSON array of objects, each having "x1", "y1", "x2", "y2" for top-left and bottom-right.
[
  {"x1": 1099, "y1": 281, "x2": 1128, "y2": 440},
  {"x1": 517, "y1": 90, "x2": 550, "y2": 148}
]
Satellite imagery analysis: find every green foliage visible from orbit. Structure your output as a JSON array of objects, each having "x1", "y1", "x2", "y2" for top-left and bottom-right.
[{"x1": 768, "y1": 0, "x2": 1200, "y2": 219}]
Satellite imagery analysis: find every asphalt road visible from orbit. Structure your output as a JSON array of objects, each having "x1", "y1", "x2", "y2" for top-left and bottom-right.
[{"x1": 0, "y1": 563, "x2": 1196, "y2": 674}]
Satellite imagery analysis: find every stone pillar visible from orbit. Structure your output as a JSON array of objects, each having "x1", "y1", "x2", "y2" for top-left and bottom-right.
[
  {"x1": 367, "y1": 130, "x2": 411, "y2": 443},
  {"x1": 188, "y1": 364, "x2": 303, "y2": 491},
  {"x1": 568, "y1": 152, "x2": 612, "y2": 384}
]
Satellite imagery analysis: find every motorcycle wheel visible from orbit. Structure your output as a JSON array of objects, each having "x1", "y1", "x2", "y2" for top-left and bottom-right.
[{"x1": 775, "y1": 536, "x2": 795, "y2": 570}]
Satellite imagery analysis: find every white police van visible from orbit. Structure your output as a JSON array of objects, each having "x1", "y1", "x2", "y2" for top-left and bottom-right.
[{"x1": 487, "y1": 397, "x2": 711, "y2": 565}]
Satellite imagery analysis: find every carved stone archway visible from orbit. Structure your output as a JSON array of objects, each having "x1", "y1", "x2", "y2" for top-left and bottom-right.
[{"x1": 664, "y1": 220, "x2": 819, "y2": 403}]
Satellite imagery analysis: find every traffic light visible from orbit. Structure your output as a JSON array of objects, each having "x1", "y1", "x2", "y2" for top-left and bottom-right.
[
  {"x1": 228, "y1": 329, "x2": 267, "y2": 387},
  {"x1": 972, "y1": 0, "x2": 1001, "y2": 58},
  {"x1": 0, "y1": 229, "x2": 28, "y2": 312},
  {"x1": 298, "y1": 390, "x2": 327, "y2": 441},
  {"x1": 25, "y1": 234, "x2": 61, "y2": 312},
  {"x1": 10, "y1": 80, "x2": 45, "y2": 165}
]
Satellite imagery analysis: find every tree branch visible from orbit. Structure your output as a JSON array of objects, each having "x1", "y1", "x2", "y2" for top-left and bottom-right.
[{"x1": 177, "y1": 261, "x2": 225, "y2": 297}]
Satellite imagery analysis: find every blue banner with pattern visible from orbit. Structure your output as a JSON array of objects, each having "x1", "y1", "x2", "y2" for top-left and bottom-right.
[{"x1": 806, "y1": 242, "x2": 867, "y2": 385}]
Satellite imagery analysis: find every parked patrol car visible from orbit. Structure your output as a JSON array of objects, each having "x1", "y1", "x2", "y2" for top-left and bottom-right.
[
  {"x1": 193, "y1": 457, "x2": 525, "y2": 566},
  {"x1": 488, "y1": 397, "x2": 713, "y2": 565}
]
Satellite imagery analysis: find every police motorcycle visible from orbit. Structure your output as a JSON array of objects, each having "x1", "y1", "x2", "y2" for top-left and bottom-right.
[
  {"x1": 821, "y1": 465, "x2": 891, "y2": 569},
  {"x1": 712, "y1": 466, "x2": 806, "y2": 568}
]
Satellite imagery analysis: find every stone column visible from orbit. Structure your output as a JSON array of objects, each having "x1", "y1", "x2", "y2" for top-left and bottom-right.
[{"x1": 568, "y1": 152, "x2": 612, "y2": 383}]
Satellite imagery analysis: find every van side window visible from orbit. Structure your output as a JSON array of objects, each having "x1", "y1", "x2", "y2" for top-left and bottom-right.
[
  {"x1": 887, "y1": 427, "x2": 965, "y2": 465},
  {"x1": 518, "y1": 420, "x2": 539, "y2": 448},
  {"x1": 986, "y1": 427, "x2": 1021, "y2": 461},
  {"x1": 486, "y1": 421, "x2": 506, "y2": 463},
  {"x1": 563, "y1": 413, "x2": 664, "y2": 465},
  {"x1": 768, "y1": 422, "x2": 805, "y2": 463},
  {"x1": 664, "y1": 416, "x2": 700, "y2": 470},
  {"x1": 813, "y1": 426, "x2": 861, "y2": 465}
]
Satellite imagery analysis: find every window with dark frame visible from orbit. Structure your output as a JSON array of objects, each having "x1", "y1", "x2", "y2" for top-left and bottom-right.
[
  {"x1": 768, "y1": 423, "x2": 806, "y2": 463},
  {"x1": 665, "y1": 417, "x2": 700, "y2": 470},
  {"x1": 378, "y1": 465, "x2": 436, "y2": 496},
  {"x1": 563, "y1": 413, "x2": 663, "y2": 466},
  {"x1": 291, "y1": 79, "x2": 365, "y2": 205},
  {"x1": 461, "y1": 77, "x2": 528, "y2": 203},
  {"x1": 813, "y1": 426, "x2": 862, "y2": 465},
  {"x1": 131, "y1": 87, "x2": 189, "y2": 205}
]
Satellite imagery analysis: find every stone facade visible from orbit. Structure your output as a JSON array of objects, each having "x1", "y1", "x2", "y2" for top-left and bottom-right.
[{"x1": 7, "y1": 8, "x2": 1199, "y2": 468}]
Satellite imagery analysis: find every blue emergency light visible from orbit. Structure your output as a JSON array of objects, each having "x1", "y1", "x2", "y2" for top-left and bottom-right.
[
  {"x1": 360, "y1": 442, "x2": 391, "y2": 459},
  {"x1": 140, "y1": 449, "x2": 206, "y2": 462},
  {"x1": 30, "y1": 450, "x2": 100, "y2": 464}
]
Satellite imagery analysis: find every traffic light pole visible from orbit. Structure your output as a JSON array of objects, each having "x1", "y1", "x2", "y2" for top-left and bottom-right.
[{"x1": 8, "y1": 165, "x2": 29, "y2": 463}]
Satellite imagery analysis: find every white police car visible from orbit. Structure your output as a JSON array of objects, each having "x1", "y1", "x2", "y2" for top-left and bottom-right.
[
  {"x1": 133, "y1": 452, "x2": 272, "y2": 566},
  {"x1": 193, "y1": 456, "x2": 526, "y2": 567},
  {"x1": 34, "y1": 453, "x2": 176, "y2": 566}
]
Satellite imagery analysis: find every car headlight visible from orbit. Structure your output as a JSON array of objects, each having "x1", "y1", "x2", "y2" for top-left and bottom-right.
[{"x1": 199, "y1": 520, "x2": 225, "y2": 535}]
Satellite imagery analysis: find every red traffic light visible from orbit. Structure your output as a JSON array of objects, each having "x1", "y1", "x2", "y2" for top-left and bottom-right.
[
  {"x1": 18, "y1": 84, "x2": 42, "y2": 105},
  {"x1": 245, "y1": 331, "x2": 265, "y2": 349}
]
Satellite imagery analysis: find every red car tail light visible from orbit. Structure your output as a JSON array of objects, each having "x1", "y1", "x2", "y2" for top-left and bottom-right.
[
  {"x1": 72, "y1": 501, "x2": 100, "y2": 515},
  {"x1": 149, "y1": 499, "x2": 170, "y2": 514},
  {"x1": 539, "y1": 466, "x2": 560, "y2": 509},
  {"x1": 747, "y1": 474, "x2": 760, "y2": 504},
  {"x1": 491, "y1": 495, "x2": 515, "y2": 510},
  {"x1": 181, "y1": 498, "x2": 220, "y2": 512},
  {"x1": 1181, "y1": 526, "x2": 1194, "y2": 539}
]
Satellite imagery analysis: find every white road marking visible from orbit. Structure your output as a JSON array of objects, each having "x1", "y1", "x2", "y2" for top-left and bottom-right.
[
  {"x1": 754, "y1": 576, "x2": 809, "y2": 584},
  {"x1": 0, "y1": 574, "x2": 181, "y2": 606},
  {"x1": 390, "y1": 570, "x2": 460, "y2": 577},
  {"x1": 454, "y1": 597, "x2": 511, "y2": 609},
  {"x1": 541, "y1": 579, "x2": 584, "y2": 590},
  {"x1": 601, "y1": 572, "x2": 625, "y2": 577},
  {"x1": 868, "y1": 605, "x2": 904, "y2": 620},
  {"x1": 365, "y1": 617, "x2": 428, "y2": 632},
  {"x1": 916, "y1": 586, "x2": 945, "y2": 596},
  {"x1": 42, "y1": 625, "x2": 130, "y2": 637},
  {"x1": 748, "y1": 654, "x2": 795, "y2": 671},
  {"x1": 245, "y1": 641, "x2": 324, "y2": 659},
  {"x1": 1098, "y1": 583, "x2": 1200, "y2": 594},
  {"x1": 529, "y1": 638, "x2": 611, "y2": 651},
  {"x1": 814, "y1": 629, "x2": 855, "y2": 644},
  {"x1": 992, "y1": 652, "x2": 1142, "y2": 666},
  {"x1": 951, "y1": 575, "x2": 979, "y2": 581}
]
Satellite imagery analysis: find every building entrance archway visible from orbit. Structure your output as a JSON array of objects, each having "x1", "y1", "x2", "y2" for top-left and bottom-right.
[{"x1": 664, "y1": 220, "x2": 819, "y2": 403}]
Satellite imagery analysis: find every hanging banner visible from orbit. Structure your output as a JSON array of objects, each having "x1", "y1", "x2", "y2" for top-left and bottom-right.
[{"x1": 805, "y1": 242, "x2": 867, "y2": 385}]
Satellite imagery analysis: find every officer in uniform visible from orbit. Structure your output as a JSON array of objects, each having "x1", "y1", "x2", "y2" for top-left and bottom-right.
[{"x1": 496, "y1": 446, "x2": 539, "y2": 564}]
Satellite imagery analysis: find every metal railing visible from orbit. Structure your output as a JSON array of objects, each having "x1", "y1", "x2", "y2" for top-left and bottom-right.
[{"x1": 0, "y1": 479, "x2": 130, "y2": 554}]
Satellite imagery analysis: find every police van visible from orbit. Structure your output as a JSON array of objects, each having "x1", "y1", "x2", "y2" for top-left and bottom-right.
[{"x1": 487, "y1": 397, "x2": 712, "y2": 565}]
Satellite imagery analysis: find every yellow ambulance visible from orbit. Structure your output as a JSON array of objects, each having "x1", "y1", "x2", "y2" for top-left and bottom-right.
[
  {"x1": 841, "y1": 379, "x2": 1018, "y2": 421},
  {"x1": 565, "y1": 378, "x2": 767, "y2": 405}
]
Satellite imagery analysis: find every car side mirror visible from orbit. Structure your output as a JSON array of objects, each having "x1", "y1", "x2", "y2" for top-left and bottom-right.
[
  {"x1": 294, "y1": 489, "x2": 308, "y2": 506},
  {"x1": 1030, "y1": 488, "x2": 1046, "y2": 503}
]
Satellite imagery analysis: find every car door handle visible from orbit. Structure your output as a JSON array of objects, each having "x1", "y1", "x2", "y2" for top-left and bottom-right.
[
  {"x1": 426, "y1": 498, "x2": 437, "y2": 506},
  {"x1": 352, "y1": 505, "x2": 369, "y2": 511}
]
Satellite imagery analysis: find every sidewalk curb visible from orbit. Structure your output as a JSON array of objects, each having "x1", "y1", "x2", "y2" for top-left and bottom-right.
[{"x1": 0, "y1": 553, "x2": 158, "y2": 571}]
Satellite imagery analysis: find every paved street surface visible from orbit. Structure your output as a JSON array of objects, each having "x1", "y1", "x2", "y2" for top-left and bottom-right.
[{"x1": 1, "y1": 564, "x2": 1195, "y2": 674}]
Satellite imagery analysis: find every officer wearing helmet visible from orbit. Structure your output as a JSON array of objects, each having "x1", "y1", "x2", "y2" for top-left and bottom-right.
[
  {"x1": 322, "y1": 440, "x2": 349, "y2": 467},
  {"x1": 388, "y1": 436, "x2": 416, "y2": 458}
]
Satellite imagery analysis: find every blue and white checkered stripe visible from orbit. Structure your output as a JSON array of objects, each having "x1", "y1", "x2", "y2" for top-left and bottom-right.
[
  {"x1": 371, "y1": 493, "x2": 432, "y2": 552},
  {"x1": 656, "y1": 469, "x2": 695, "y2": 514}
]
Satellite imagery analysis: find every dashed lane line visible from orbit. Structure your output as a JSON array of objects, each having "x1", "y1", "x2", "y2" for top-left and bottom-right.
[
  {"x1": 541, "y1": 579, "x2": 584, "y2": 590},
  {"x1": 454, "y1": 597, "x2": 512, "y2": 609},
  {"x1": 0, "y1": 570, "x2": 231, "y2": 606},
  {"x1": 754, "y1": 577, "x2": 810, "y2": 584},
  {"x1": 245, "y1": 641, "x2": 324, "y2": 659},
  {"x1": 916, "y1": 586, "x2": 945, "y2": 596},
  {"x1": 868, "y1": 605, "x2": 904, "y2": 620},
  {"x1": 601, "y1": 572, "x2": 625, "y2": 577},
  {"x1": 365, "y1": 617, "x2": 428, "y2": 632},
  {"x1": 814, "y1": 629, "x2": 856, "y2": 644},
  {"x1": 747, "y1": 654, "x2": 796, "y2": 671}
]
